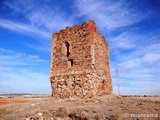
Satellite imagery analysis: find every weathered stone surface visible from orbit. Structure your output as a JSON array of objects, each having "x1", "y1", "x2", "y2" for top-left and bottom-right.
[{"x1": 50, "y1": 20, "x2": 112, "y2": 98}]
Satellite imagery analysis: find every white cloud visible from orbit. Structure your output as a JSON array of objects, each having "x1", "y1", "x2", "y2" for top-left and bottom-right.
[
  {"x1": 112, "y1": 75, "x2": 160, "y2": 95},
  {"x1": 0, "y1": 48, "x2": 46, "y2": 66},
  {"x1": 0, "y1": 48, "x2": 51, "y2": 94},
  {"x1": 111, "y1": 41, "x2": 160, "y2": 95},
  {"x1": 26, "y1": 42, "x2": 51, "y2": 52},
  {"x1": 142, "y1": 53, "x2": 160, "y2": 63},
  {"x1": 75, "y1": 0, "x2": 148, "y2": 29},
  {"x1": 117, "y1": 43, "x2": 160, "y2": 69},
  {"x1": 0, "y1": 66, "x2": 51, "y2": 94},
  {"x1": 0, "y1": 19, "x2": 51, "y2": 39},
  {"x1": 110, "y1": 32, "x2": 136, "y2": 49},
  {"x1": 109, "y1": 28, "x2": 160, "y2": 50},
  {"x1": 2, "y1": 0, "x2": 74, "y2": 39}
]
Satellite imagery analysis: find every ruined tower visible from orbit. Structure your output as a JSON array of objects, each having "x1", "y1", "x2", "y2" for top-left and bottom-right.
[{"x1": 50, "y1": 20, "x2": 112, "y2": 98}]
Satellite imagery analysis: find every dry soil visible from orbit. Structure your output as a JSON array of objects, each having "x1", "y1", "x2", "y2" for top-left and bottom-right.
[{"x1": 0, "y1": 95, "x2": 159, "y2": 120}]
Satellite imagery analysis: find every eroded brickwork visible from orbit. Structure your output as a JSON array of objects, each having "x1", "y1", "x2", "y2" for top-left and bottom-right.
[{"x1": 50, "y1": 20, "x2": 112, "y2": 98}]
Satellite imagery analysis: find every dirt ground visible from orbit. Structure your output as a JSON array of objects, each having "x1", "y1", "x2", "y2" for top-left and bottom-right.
[{"x1": 0, "y1": 94, "x2": 159, "y2": 120}]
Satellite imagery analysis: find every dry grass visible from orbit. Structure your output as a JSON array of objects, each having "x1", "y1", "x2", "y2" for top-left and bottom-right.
[{"x1": 0, "y1": 95, "x2": 159, "y2": 119}]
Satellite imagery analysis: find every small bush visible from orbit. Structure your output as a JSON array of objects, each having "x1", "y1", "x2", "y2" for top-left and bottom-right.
[
  {"x1": 54, "y1": 107, "x2": 69, "y2": 117},
  {"x1": 69, "y1": 108, "x2": 90, "y2": 120}
]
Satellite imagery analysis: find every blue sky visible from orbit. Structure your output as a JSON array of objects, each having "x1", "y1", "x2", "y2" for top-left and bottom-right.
[{"x1": 0, "y1": 0, "x2": 160, "y2": 95}]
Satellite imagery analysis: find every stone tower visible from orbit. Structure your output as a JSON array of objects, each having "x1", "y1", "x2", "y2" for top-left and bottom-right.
[{"x1": 50, "y1": 20, "x2": 112, "y2": 98}]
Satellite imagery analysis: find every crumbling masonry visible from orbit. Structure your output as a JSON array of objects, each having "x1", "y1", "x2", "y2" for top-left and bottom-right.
[{"x1": 50, "y1": 20, "x2": 112, "y2": 98}]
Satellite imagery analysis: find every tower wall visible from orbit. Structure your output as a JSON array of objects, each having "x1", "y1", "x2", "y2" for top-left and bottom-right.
[{"x1": 50, "y1": 20, "x2": 112, "y2": 98}]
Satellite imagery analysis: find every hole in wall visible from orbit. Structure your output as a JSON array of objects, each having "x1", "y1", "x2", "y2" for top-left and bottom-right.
[
  {"x1": 65, "y1": 42, "x2": 70, "y2": 57},
  {"x1": 68, "y1": 59, "x2": 73, "y2": 68}
]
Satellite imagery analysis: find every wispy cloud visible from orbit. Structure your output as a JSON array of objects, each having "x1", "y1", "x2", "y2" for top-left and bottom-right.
[
  {"x1": 0, "y1": 48, "x2": 51, "y2": 94},
  {"x1": 117, "y1": 43, "x2": 160, "y2": 68},
  {"x1": 26, "y1": 43, "x2": 51, "y2": 52},
  {"x1": 74, "y1": 0, "x2": 149, "y2": 30},
  {"x1": 0, "y1": 48, "x2": 46, "y2": 66},
  {"x1": 0, "y1": 66, "x2": 51, "y2": 94},
  {"x1": 111, "y1": 42, "x2": 160, "y2": 95},
  {"x1": 1, "y1": 0, "x2": 74, "y2": 39},
  {"x1": 0, "y1": 19, "x2": 51, "y2": 39},
  {"x1": 109, "y1": 25, "x2": 160, "y2": 95},
  {"x1": 110, "y1": 32, "x2": 137, "y2": 49},
  {"x1": 112, "y1": 73, "x2": 160, "y2": 95}
]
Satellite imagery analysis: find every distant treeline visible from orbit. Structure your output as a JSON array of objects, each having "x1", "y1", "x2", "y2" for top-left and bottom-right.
[{"x1": 121, "y1": 95, "x2": 160, "y2": 97}]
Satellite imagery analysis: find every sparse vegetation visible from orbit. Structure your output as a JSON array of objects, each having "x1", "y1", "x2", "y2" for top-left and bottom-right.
[
  {"x1": 53, "y1": 107, "x2": 69, "y2": 117},
  {"x1": 69, "y1": 108, "x2": 90, "y2": 120},
  {"x1": 0, "y1": 95, "x2": 159, "y2": 119}
]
